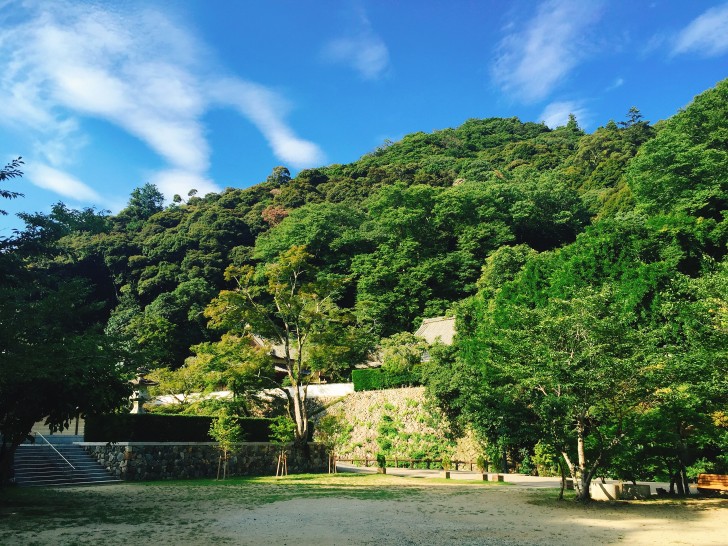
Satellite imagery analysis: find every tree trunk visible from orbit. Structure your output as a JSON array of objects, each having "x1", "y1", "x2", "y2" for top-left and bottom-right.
[
  {"x1": 558, "y1": 455, "x2": 567, "y2": 501},
  {"x1": 290, "y1": 383, "x2": 308, "y2": 445},
  {"x1": 680, "y1": 464, "x2": 690, "y2": 496},
  {"x1": 287, "y1": 344, "x2": 309, "y2": 445},
  {"x1": 577, "y1": 420, "x2": 587, "y2": 493},
  {"x1": 675, "y1": 469, "x2": 685, "y2": 496},
  {"x1": 0, "y1": 428, "x2": 31, "y2": 486},
  {"x1": 564, "y1": 417, "x2": 596, "y2": 503},
  {"x1": 0, "y1": 443, "x2": 17, "y2": 486},
  {"x1": 575, "y1": 419, "x2": 592, "y2": 502},
  {"x1": 677, "y1": 444, "x2": 691, "y2": 496}
]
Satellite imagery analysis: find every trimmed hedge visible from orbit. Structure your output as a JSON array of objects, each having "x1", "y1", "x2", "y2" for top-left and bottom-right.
[
  {"x1": 84, "y1": 414, "x2": 272, "y2": 442},
  {"x1": 352, "y1": 369, "x2": 385, "y2": 391},
  {"x1": 352, "y1": 368, "x2": 422, "y2": 392}
]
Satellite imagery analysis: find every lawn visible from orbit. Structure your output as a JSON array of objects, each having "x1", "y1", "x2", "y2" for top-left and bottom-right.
[{"x1": 1, "y1": 473, "x2": 725, "y2": 545}]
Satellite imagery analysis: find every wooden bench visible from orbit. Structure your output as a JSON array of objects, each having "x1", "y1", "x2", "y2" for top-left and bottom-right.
[{"x1": 697, "y1": 474, "x2": 728, "y2": 495}]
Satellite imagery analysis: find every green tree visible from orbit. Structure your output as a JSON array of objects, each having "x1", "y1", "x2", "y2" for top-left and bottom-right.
[
  {"x1": 0, "y1": 273, "x2": 131, "y2": 485},
  {"x1": 476, "y1": 244, "x2": 536, "y2": 295},
  {"x1": 0, "y1": 157, "x2": 24, "y2": 216},
  {"x1": 628, "y1": 79, "x2": 727, "y2": 246},
  {"x1": 617, "y1": 264, "x2": 728, "y2": 492},
  {"x1": 209, "y1": 408, "x2": 243, "y2": 479},
  {"x1": 314, "y1": 412, "x2": 352, "y2": 473},
  {"x1": 516, "y1": 287, "x2": 644, "y2": 501},
  {"x1": 205, "y1": 245, "x2": 355, "y2": 444},
  {"x1": 150, "y1": 333, "x2": 278, "y2": 416},
  {"x1": 0, "y1": 166, "x2": 131, "y2": 485},
  {"x1": 115, "y1": 183, "x2": 165, "y2": 231}
]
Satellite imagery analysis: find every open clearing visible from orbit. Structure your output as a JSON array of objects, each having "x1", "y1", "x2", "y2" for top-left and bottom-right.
[{"x1": 1, "y1": 474, "x2": 725, "y2": 545}]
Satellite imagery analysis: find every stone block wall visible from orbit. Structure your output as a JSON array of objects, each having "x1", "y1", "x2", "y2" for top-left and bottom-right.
[
  {"x1": 313, "y1": 386, "x2": 481, "y2": 462},
  {"x1": 80, "y1": 442, "x2": 327, "y2": 481}
]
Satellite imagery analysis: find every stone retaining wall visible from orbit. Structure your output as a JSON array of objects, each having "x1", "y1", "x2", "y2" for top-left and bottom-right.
[
  {"x1": 80, "y1": 442, "x2": 328, "y2": 481},
  {"x1": 314, "y1": 387, "x2": 480, "y2": 462}
]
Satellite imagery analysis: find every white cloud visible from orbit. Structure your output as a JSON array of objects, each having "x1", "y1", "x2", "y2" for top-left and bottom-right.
[
  {"x1": 539, "y1": 101, "x2": 590, "y2": 129},
  {"x1": 673, "y1": 3, "x2": 728, "y2": 57},
  {"x1": 321, "y1": 11, "x2": 390, "y2": 80},
  {"x1": 209, "y1": 79, "x2": 325, "y2": 168},
  {"x1": 492, "y1": 0, "x2": 603, "y2": 103},
  {"x1": 323, "y1": 36, "x2": 390, "y2": 80},
  {"x1": 26, "y1": 163, "x2": 104, "y2": 202},
  {"x1": 0, "y1": 0, "x2": 324, "y2": 203}
]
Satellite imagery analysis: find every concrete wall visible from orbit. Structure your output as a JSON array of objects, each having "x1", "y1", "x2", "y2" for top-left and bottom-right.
[
  {"x1": 153, "y1": 383, "x2": 354, "y2": 407},
  {"x1": 80, "y1": 442, "x2": 328, "y2": 481}
]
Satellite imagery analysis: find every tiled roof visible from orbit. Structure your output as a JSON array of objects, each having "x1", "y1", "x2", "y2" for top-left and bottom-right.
[
  {"x1": 250, "y1": 334, "x2": 289, "y2": 360},
  {"x1": 414, "y1": 316, "x2": 456, "y2": 345}
]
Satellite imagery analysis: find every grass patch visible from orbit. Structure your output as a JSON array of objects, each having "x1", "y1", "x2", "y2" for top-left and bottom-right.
[{"x1": 525, "y1": 488, "x2": 728, "y2": 512}]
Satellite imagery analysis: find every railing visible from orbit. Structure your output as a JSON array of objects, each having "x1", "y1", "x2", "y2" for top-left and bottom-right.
[
  {"x1": 33, "y1": 431, "x2": 76, "y2": 471},
  {"x1": 335, "y1": 456, "x2": 484, "y2": 472}
]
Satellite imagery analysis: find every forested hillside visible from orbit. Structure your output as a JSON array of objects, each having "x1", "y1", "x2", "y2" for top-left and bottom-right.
[
  {"x1": 8, "y1": 98, "x2": 657, "y2": 368},
  {"x1": 2, "y1": 78, "x2": 725, "y2": 493}
]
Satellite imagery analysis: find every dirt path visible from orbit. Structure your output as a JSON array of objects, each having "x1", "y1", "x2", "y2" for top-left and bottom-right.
[{"x1": 213, "y1": 490, "x2": 726, "y2": 546}]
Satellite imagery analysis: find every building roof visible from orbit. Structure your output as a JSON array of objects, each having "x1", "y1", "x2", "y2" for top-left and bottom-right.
[
  {"x1": 250, "y1": 334, "x2": 289, "y2": 360},
  {"x1": 414, "y1": 316, "x2": 456, "y2": 346}
]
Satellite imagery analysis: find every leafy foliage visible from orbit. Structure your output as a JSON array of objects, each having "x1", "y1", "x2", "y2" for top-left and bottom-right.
[
  {"x1": 205, "y1": 245, "x2": 361, "y2": 442},
  {"x1": 0, "y1": 157, "x2": 24, "y2": 216},
  {"x1": 424, "y1": 81, "x2": 728, "y2": 499}
]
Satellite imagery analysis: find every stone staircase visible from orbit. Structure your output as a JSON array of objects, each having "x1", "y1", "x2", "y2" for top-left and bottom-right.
[{"x1": 13, "y1": 434, "x2": 121, "y2": 487}]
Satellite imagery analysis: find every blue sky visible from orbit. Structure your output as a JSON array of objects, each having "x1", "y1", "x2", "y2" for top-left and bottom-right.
[{"x1": 1, "y1": 0, "x2": 727, "y2": 234}]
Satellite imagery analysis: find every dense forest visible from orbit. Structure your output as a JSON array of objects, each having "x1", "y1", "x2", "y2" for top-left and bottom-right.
[{"x1": 1, "y1": 78, "x2": 726, "y2": 497}]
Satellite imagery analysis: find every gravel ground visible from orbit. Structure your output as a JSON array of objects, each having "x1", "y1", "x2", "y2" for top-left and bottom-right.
[{"x1": 1, "y1": 475, "x2": 725, "y2": 545}]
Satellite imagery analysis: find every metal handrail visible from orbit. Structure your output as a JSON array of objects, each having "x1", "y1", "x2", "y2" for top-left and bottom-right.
[{"x1": 33, "y1": 431, "x2": 76, "y2": 470}]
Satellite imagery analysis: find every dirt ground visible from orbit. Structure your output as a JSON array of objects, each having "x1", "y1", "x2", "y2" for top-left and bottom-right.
[{"x1": 1, "y1": 475, "x2": 725, "y2": 545}]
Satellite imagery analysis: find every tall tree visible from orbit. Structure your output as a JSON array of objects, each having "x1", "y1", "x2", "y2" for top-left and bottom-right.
[
  {"x1": 115, "y1": 183, "x2": 165, "y2": 231},
  {"x1": 205, "y1": 245, "x2": 357, "y2": 443},
  {"x1": 0, "y1": 169, "x2": 132, "y2": 484},
  {"x1": 0, "y1": 266, "x2": 132, "y2": 485}
]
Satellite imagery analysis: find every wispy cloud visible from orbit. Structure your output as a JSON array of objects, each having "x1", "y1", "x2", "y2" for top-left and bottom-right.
[
  {"x1": 321, "y1": 9, "x2": 390, "y2": 80},
  {"x1": 673, "y1": 3, "x2": 728, "y2": 57},
  {"x1": 539, "y1": 101, "x2": 590, "y2": 129},
  {"x1": 605, "y1": 77, "x2": 624, "y2": 92},
  {"x1": 210, "y1": 79, "x2": 326, "y2": 168},
  {"x1": 492, "y1": 0, "x2": 603, "y2": 103},
  {"x1": 0, "y1": 1, "x2": 324, "y2": 203},
  {"x1": 26, "y1": 163, "x2": 103, "y2": 202}
]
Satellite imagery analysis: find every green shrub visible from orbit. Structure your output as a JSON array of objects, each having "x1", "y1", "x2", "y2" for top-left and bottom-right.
[
  {"x1": 519, "y1": 448, "x2": 534, "y2": 475},
  {"x1": 686, "y1": 457, "x2": 715, "y2": 480},
  {"x1": 532, "y1": 441, "x2": 559, "y2": 477},
  {"x1": 84, "y1": 414, "x2": 272, "y2": 442},
  {"x1": 352, "y1": 369, "x2": 385, "y2": 391},
  {"x1": 269, "y1": 415, "x2": 296, "y2": 446},
  {"x1": 376, "y1": 453, "x2": 387, "y2": 468},
  {"x1": 441, "y1": 454, "x2": 451, "y2": 471},
  {"x1": 476, "y1": 455, "x2": 488, "y2": 472}
]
